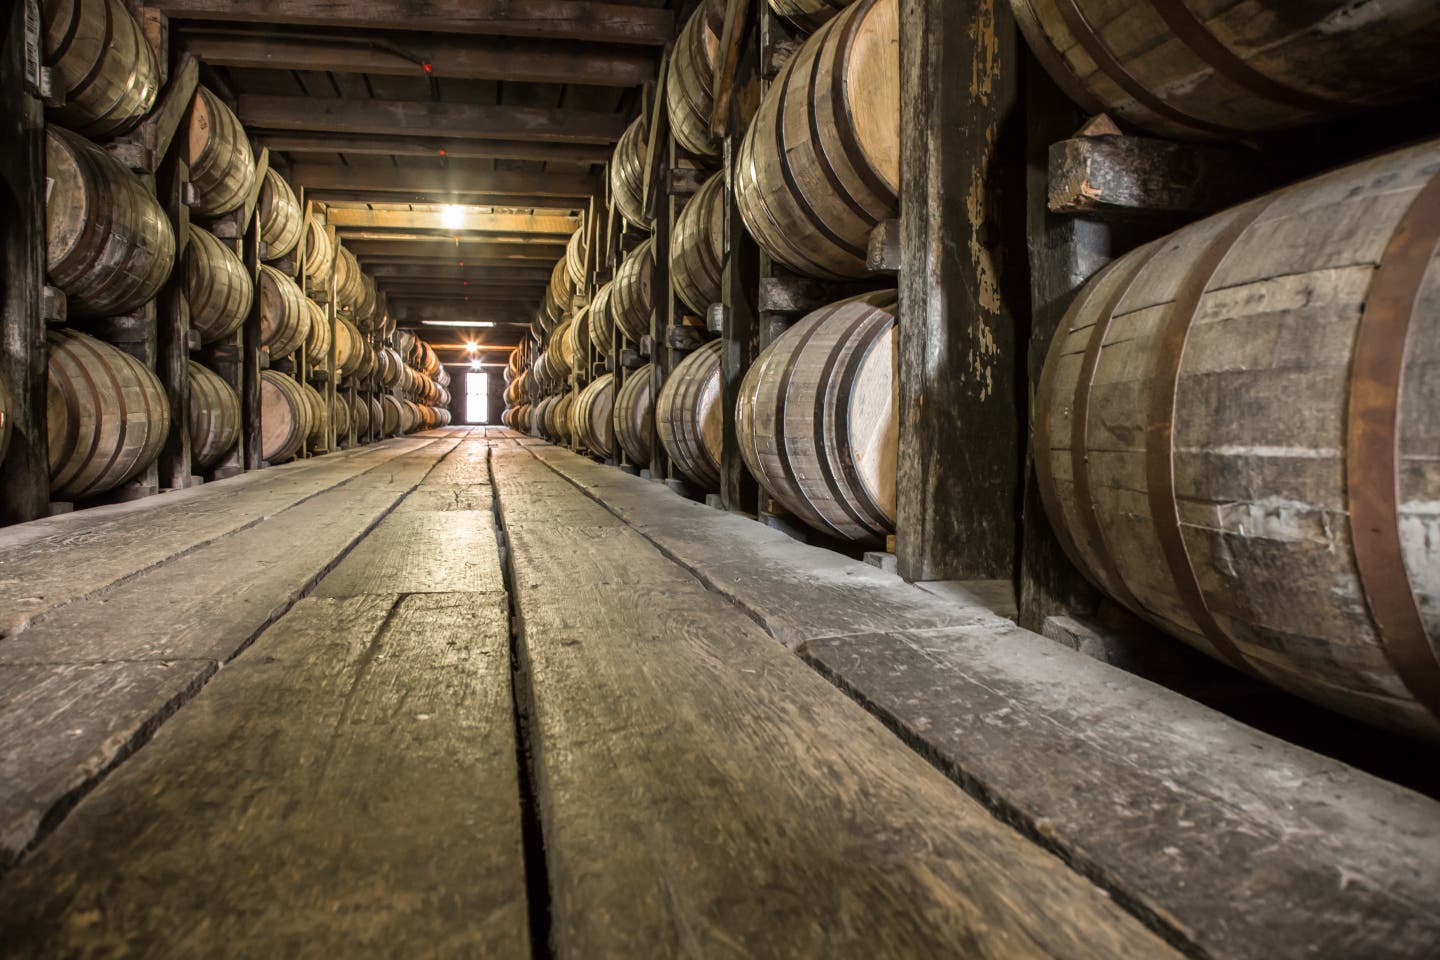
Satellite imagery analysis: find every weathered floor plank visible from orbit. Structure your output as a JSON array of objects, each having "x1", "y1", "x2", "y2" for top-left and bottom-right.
[
  {"x1": 491, "y1": 446, "x2": 1178, "y2": 959},
  {"x1": 0, "y1": 438, "x2": 443, "y2": 638},
  {"x1": 524, "y1": 442, "x2": 1440, "y2": 960},
  {"x1": 0, "y1": 593, "x2": 528, "y2": 957},
  {"x1": 0, "y1": 440, "x2": 459, "y2": 863}
]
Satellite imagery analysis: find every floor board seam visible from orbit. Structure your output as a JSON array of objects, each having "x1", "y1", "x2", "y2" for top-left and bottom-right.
[{"x1": 0, "y1": 438, "x2": 464, "y2": 876}]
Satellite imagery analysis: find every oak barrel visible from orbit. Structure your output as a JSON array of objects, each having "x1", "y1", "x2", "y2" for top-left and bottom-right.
[
  {"x1": 304, "y1": 298, "x2": 331, "y2": 365},
  {"x1": 258, "y1": 167, "x2": 302, "y2": 262},
  {"x1": 379, "y1": 395, "x2": 402, "y2": 437},
  {"x1": 302, "y1": 215, "x2": 334, "y2": 287},
  {"x1": 736, "y1": 0, "x2": 898, "y2": 279},
  {"x1": 542, "y1": 257, "x2": 576, "y2": 332},
  {"x1": 1010, "y1": 0, "x2": 1440, "y2": 142},
  {"x1": 768, "y1": 0, "x2": 854, "y2": 32},
  {"x1": 610, "y1": 116, "x2": 652, "y2": 230},
  {"x1": 301, "y1": 383, "x2": 329, "y2": 451},
  {"x1": 614, "y1": 364, "x2": 655, "y2": 465},
  {"x1": 184, "y1": 226, "x2": 252, "y2": 344},
  {"x1": 258, "y1": 370, "x2": 309, "y2": 463},
  {"x1": 334, "y1": 315, "x2": 362, "y2": 377},
  {"x1": 350, "y1": 393, "x2": 370, "y2": 438},
  {"x1": 589, "y1": 280, "x2": 616, "y2": 353},
  {"x1": 612, "y1": 238, "x2": 656, "y2": 343},
  {"x1": 673, "y1": 172, "x2": 725, "y2": 315},
  {"x1": 565, "y1": 226, "x2": 588, "y2": 289},
  {"x1": 545, "y1": 393, "x2": 573, "y2": 444},
  {"x1": 1034, "y1": 140, "x2": 1440, "y2": 739},
  {"x1": 42, "y1": 0, "x2": 160, "y2": 138},
  {"x1": 258, "y1": 264, "x2": 310, "y2": 361},
  {"x1": 657, "y1": 339, "x2": 724, "y2": 490},
  {"x1": 46, "y1": 329, "x2": 170, "y2": 499},
  {"x1": 573, "y1": 374, "x2": 615, "y2": 458},
  {"x1": 330, "y1": 390, "x2": 351, "y2": 440},
  {"x1": 738, "y1": 290, "x2": 897, "y2": 540},
  {"x1": 46, "y1": 127, "x2": 176, "y2": 319},
  {"x1": 666, "y1": 1, "x2": 724, "y2": 159},
  {"x1": 334, "y1": 246, "x2": 365, "y2": 314},
  {"x1": 186, "y1": 86, "x2": 256, "y2": 219},
  {"x1": 186, "y1": 360, "x2": 239, "y2": 471}
]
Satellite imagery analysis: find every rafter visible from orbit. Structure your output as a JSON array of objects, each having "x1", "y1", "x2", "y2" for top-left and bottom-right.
[
  {"x1": 325, "y1": 209, "x2": 579, "y2": 234},
  {"x1": 343, "y1": 239, "x2": 567, "y2": 261},
  {"x1": 369, "y1": 265, "x2": 553, "y2": 282},
  {"x1": 262, "y1": 134, "x2": 609, "y2": 165},
  {"x1": 182, "y1": 33, "x2": 654, "y2": 86},
  {"x1": 292, "y1": 163, "x2": 596, "y2": 199},
  {"x1": 238, "y1": 96, "x2": 626, "y2": 144},
  {"x1": 156, "y1": 0, "x2": 672, "y2": 44}
]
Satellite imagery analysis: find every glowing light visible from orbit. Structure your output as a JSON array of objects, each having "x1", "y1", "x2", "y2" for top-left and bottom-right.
[
  {"x1": 420, "y1": 320, "x2": 495, "y2": 327},
  {"x1": 465, "y1": 341, "x2": 479, "y2": 352},
  {"x1": 440, "y1": 204, "x2": 465, "y2": 228}
]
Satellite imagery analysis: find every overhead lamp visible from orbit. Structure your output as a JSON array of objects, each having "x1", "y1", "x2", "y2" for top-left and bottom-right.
[{"x1": 440, "y1": 204, "x2": 465, "y2": 229}]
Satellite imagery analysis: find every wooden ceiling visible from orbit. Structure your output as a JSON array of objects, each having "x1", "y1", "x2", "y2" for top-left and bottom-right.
[{"x1": 157, "y1": 0, "x2": 671, "y2": 350}]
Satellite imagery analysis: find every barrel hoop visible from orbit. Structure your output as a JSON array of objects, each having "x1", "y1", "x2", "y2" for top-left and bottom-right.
[
  {"x1": 771, "y1": 23, "x2": 868, "y2": 263},
  {"x1": 741, "y1": 125, "x2": 841, "y2": 279},
  {"x1": 78, "y1": 333, "x2": 131, "y2": 497},
  {"x1": 1348, "y1": 170, "x2": 1440, "y2": 717},
  {"x1": 49, "y1": 340, "x2": 88, "y2": 491},
  {"x1": 826, "y1": 0, "x2": 896, "y2": 215},
  {"x1": 805, "y1": 0, "x2": 883, "y2": 227},
  {"x1": 1051, "y1": 0, "x2": 1241, "y2": 139},
  {"x1": 67, "y1": 0, "x2": 117, "y2": 104},
  {"x1": 46, "y1": 0, "x2": 86, "y2": 72},
  {"x1": 1146, "y1": 199, "x2": 1274, "y2": 675},
  {"x1": 1069, "y1": 243, "x2": 1162, "y2": 613},
  {"x1": 774, "y1": 310, "x2": 847, "y2": 538},
  {"x1": 816, "y1": 306, "x2": 891, "y2": 535},
  {"x1": 1146, "y1": 0, "x2": 1347, "y2": 115}
]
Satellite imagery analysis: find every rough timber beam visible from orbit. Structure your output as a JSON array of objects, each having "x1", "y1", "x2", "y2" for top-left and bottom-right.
[
  {"x1": 182, "y1": 33, "x2": 655, "y2": 86},
  {"x1": 156, "y1": 0, "x2": 673, "y2": 44},
  {"x1": 343, "y1": 240, "x2": 566, "y2": 261},
  {"x1": 291, "y1": 163, "x2": 597, "y2": 198},
  {"x1": 260, "y1": 134, "x2": 610, "y2": 165},
  {"x1": 238, "y1": 96, "x2": 627, "y2": 144},
  {"x1": 369, "y1": 265, "x2": 553, "y2": 282},
  {"x1": 377, "y1": 283, "x2": 545, "y2": 300},
  {"x1": 325, "y1": 209, "x2": 579, "y2": 235}
]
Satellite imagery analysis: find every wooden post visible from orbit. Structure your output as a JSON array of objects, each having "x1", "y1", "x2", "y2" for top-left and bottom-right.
[
  {"x1": 241, "y1": 208, "x2": 263, "y2": 469},
  {"x1": 0, "y1": 0, "x2": 49, "y2": 523},
  {"x1": 156, "y1": 151, "x2": 194, "y2": 488},
  {"x1": 895, "y1": 0, "x2": 1025, "y2": 582}
]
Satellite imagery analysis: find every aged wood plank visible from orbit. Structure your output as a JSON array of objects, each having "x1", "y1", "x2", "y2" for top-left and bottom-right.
[
  {"x1": 239, "y1": 96, "x2": 626, "y2": 144},
  {"x1": 314, "y1": 511, "x2": 503, "y2": 597},
  {"x1": 526, "y1": 446, "x2": 997, "y2": 644},
  {"x1": 490, "y1": 446, "x2": 1178, "y2": 958},
  {"x1": 154, "y1": 0, "x2": 673, "y2": 44},
  {"x1": 800, "y1": 626, "x2": 1440, "y2": 960},
  {"x1": 0, "y1": 439, "x2": 444, "y2": 639},
  {"x1": 1048, "y1": 132, "x2": 1256, "y2": 219},
  {"x1": 0, "y1": 593, "x2": 528, "y2": 956},
  {"x1": 327, "y1": 208, "x2": 580, "y2": 235},
  {"x1": 265, "y1": 134, "x2": 611, "y2": 166},
  {"x1": 0, "y1": 441, "x2": 456, "y2": 862}
]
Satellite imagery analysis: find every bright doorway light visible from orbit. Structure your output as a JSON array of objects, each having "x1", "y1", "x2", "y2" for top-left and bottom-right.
[
  {"x1": 441, "y1": 204, "x2": 465, "y2": 229},
  {"x1": 466, "y1": 370, "x2": 489, "y2": 423}
]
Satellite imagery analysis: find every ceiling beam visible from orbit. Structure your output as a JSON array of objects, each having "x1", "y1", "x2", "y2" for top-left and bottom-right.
[
  {"x1": 305, "y1": 191, "x2": 584, "y2": 210},
  {"x1": 292, "y1": 162, "x2": 596, "y2": 198},
  {"x1": 325, "y1": 208, "x2": 578, "y2": 234},
  {"x1": 238, "y1": 95, "x2": 627, "y2": 144},
  {"x1": 382, "y1": 291, "x2": 538, "y2": 303},
  {"x1": 182, "y1": 33, "x2": 654, "y2": 86},
  {"x1": 336, "y1": 231, "x2": 559, "y2": 245},
  {"x1": 157, "y1": 0, "x2": 672, "y2": 44},
  {"x1": 344, "y1": 239, "x2": 566, "y2": 260},
  {"x1": 389, "y1": 301, "x2": 532, "y2": 322},
  {"x1": 378, "y1": 285, "x2": 545, "y2": 300},
  {"x1": 352, "y1": 256, "x2": 560, "y2": 269},
  {"x1": 262, "y1": 134, "x2": 609, "y2": 165},
  {"x1": 369, "y1": 265, "x2": 553, "y2": 281}
]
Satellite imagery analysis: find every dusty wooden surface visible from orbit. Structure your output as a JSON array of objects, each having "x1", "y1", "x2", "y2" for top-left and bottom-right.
[{"x1": 492, "y1": 444, "x2": 1178, "y2": 957}]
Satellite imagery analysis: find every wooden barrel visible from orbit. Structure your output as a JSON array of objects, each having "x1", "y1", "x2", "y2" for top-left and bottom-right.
[
  {"x1": 667, "y1": 1, "x2": 724, "y2": 159},
  {"x1": 563, "y1": 307, "x2": 589, "y2": 372},
  {"x1": 304, "y1": 298, "x2": 331, "y2": 364},
  {"x1": 331, "y1": 391, "x2": 351, "y2": 439},
  {"x1": 419, "y1": 341, "x2": 440, "y2": 378},
  {"x1": 259, "y1": 370, "x2": 309, "y2": 463},
  {"x1": 1034, "y1": 140, "x2": 1440, "y2": 739},
  {"x1": 589, "y1": 280, "x2": 616, "y2": 352},
  {"x1": 355, "y1": 274, "x2": 379, "y2": 328},
  {"x1": 572, "y1": 374, "x2": 616, "y2": 458},
  {"x1": 769, "y1": 0, "x2": 853, "y2": 32},
  {"x1": 546, "y1": 393, "x2": 573, "y2": 443},
  {"x1": 355, "y1": 339, "x2": 377, "y2": 380},
  {"x1": 368, "y1": 397, "x2": 384, "y2": 436},
  {"x1": 379, "y1": 395, "x2": 402, "y2": 437},
  {"x1": 672, "y1": 172, "x2": 725, "y2": 315},
  {"x1": 657, "y1": 339, "x2": 724, "y2": 490},
  {"x1": 530, "y1": 396, "x2": 553, "y2": 437},
  {"x1": 186, "y1": 360, "x2": 239, "y2": 470},
  {"x1": 258, "y1": 167, "x2": 302, "y2": 262},
  {"x1": 736, "y1": 0, "x2": 898, "y2": 279},
  {"x1": 614, "y1": 364, "x2": 655, "y2": 465},
  {"x1": 350, "y1": 393, "x2": 369, "y2": 438},
  {"x1": 186, "y1": 86, "x2": 256, "y2": 219},
  {"x1": 334, "y1": 315, "x2": 362, "y2": 377},
  {"x1": 1010, "y1": 0, "x2": 1440, "y2": 142},
  {"x1": 258, "y1": 264, "x2": 310, "y2": 361},
  {"x1": 738, "y1": 290, "x2": 897, "y2": 540},
  {"x1": 565, "y1": 226, "x2": 587, "y2": 289},
  {"x1": 46, "y1": 127, "x2": 175, "y2": 319},
  {"x1": 432, "y1": 406, "x2": 451, "y2": 427},
  {"x1": 612, "y1": 238, "x2": 656, "y2": 342},
  {"x1": 302, "y1": 215, "x2": 334, "y2": 287},
  {"x1": 610, "y1": 116, "x2": 652, "y2": 231},
  {"x1": 543, "y1": 258, "x2": 575, "y2": 332},
  {"x1": 301, "y1": 382, "x2": 328, "y2": 450},
  {"x1": 334, "y1": 247, "x2": 365, "y2": 312},
  {"x1": 184, "y1": 225, "x2": 251, "y2": 344},
  {"x1": 46, "y1": 329, "x2": 170, "y2": 499},
  {"x1": 42, "y1": 0, "x2": 160, "y2": 138},
  {"x1": 398, "y1": 399, "x2": 423, "y2": 434},
  {"x1": 378, "y1": 347, "x2": 403, "y2": 387}
]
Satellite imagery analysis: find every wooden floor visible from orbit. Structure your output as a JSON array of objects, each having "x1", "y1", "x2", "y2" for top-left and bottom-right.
[{"x1": 0, "y1": 427, "x2": 1436, "y2": 958}]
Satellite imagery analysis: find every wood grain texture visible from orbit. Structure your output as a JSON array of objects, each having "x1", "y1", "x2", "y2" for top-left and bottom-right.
[
  {"x1": 491, "y1": 444, "x2": 1179, "y2": 958},
  {"x1": 0, "y1": 593, "x2": 527, "y2": 956},
  {"x1": 800, "y1": 626, "x2": 1440, "y2": 960},
  {"x1": 239, "y1": 95, "x2": 626, "y2": 144}
]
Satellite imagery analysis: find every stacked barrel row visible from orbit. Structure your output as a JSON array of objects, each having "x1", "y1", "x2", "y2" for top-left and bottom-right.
[{"x1": 391, "y1": 332, "x2": 454, "y2": 432}]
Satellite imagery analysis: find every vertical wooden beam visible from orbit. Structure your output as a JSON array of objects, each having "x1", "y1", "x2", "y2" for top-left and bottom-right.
[
  {"x1": 241, "y1": 208, "x2": 263, "y2": 468},
  {"x1": 895, "y1": 0, "x2": 1025, "y2": 582},
  {"x1": 0, "y1": 0, "x2": 49, "y2": 523},
  {"x1": 156, "y1": 152, "x2": 194, "y2": 488}
]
